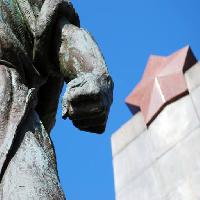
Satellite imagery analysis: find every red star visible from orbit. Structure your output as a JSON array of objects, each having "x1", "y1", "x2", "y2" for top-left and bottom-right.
[{"x1": 126, "y1": 46, "x2": 197, "y2": 125}]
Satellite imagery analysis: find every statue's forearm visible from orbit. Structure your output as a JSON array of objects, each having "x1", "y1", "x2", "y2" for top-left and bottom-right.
[
  {"x1": 55, "y1": 17, "x2": 113, "y2": 133},
  {"x1": 56, "y1": 17, "x2": 108, "y2": 83}
]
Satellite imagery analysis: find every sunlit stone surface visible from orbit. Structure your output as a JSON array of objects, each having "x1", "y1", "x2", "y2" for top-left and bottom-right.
[{"x1": 112, "y1": 52, "x2": 200, "y2": 200}]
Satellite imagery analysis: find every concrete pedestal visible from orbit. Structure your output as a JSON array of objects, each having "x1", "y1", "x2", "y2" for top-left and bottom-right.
[{"x1": 112, "y1": 62, "x2": 200, "y2": 200}]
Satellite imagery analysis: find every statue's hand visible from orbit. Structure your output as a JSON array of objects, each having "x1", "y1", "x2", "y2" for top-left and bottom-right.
[{"x1": 62, "y1": 73, "x2": 113, "y2": 134}]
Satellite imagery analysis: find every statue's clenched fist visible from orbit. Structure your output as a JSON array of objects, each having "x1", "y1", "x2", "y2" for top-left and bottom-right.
[
  {"x1": 56, "y1": 17, "x2": 114, "y2": 134},
  {"x1": 62, "y1": 73, "x2": 113, "y2": 133}
]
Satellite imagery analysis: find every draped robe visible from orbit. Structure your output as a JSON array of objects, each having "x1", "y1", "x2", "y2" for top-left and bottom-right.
[{"x1": 0, "y1": 0, "x2": 79, "y2": 198}]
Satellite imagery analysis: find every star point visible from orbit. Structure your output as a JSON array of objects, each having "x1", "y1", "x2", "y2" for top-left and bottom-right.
[{"x1": 126, "y1": 46, "x2": 197, "y2": 125}]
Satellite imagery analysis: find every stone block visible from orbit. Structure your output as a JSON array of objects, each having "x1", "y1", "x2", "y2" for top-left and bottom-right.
[
  {"x1": 115, "y1": 127, "x2": 200, "y2": 200},
  {"x1": 153, "y1": 127, "x2": 200, "y2": 199},
  {"x1": 148, "y1": 95, "x2": 199, "y2": 160},
  {"x1": 113, "y1": 130, "x2": 154, "y2": 192},
  {"x1": 112, "y1": 49, "x2": 200, "y2": 200},
  {"x1": 116, "y1": 166, "x2": 163, "y2": 200},
  {"x1": 189, "y1": 86, "x2": 200, "y2": 119},
  {"x1": 162, "y1": 179, "x2": 199, "y2": 200},
  {"x1": 185, "y1": 62, "x2": 200, "y2": 91},
  {"x1": 111, "y1": 112, "x2": 146, "y2": 156},
  {"x1": 113, "y1": 95, "x2": 200, "y2": 195}
]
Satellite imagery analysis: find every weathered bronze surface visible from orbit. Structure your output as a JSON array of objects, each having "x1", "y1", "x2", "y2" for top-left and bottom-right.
[{"x1": 0, "y1": 0, "x2": 113, "y2": 198}]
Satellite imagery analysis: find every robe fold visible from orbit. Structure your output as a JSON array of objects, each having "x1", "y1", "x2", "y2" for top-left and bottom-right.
[{"x1": 0, "y1": 0, "x2": 79, "y2": 198}]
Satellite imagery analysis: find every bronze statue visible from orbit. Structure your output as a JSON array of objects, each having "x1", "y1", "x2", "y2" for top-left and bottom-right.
[{"x1": 0, "y1": 0, "x2": 113, "y2": 199}]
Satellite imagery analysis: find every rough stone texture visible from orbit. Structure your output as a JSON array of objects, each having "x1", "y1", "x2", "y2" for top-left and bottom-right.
[
  {"x1": 0, "y1": 111, "x2": 65, "y2": 199},
  {"x1": 0, "y1": 65, "x2": 30, "y2": 177},
  {"x1": 0, "y1": 0, "x2": 114, "y2": 199},
  {"x1": 112, "y1": 61, "x2": 200, "y2": 200},
  {"x1": 0, "y1": 65, "x2": 65, "y2": 199}
]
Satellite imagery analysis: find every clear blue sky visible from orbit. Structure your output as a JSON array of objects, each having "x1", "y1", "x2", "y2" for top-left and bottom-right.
[{"x1": 51, "y1": 0, "x2": 200, "y2": 199}]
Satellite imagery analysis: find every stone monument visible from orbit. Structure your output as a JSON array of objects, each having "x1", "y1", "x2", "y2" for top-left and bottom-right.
[
  {"x1": 112, "y1": 46, "x2": 200, "y2": 200},
  {"x1": 0, "y1": 0, "x2": 113, "y2": 199}
]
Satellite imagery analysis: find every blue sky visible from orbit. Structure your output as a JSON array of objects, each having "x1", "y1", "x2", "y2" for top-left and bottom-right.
[{"x1": 51, "y1": 0, "x2": 200, "y2": 199}]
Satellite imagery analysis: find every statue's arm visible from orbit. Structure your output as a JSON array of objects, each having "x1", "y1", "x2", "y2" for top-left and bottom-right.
[{"x1": 55, "y1": 17, "x2": 114, "y2": 134}]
